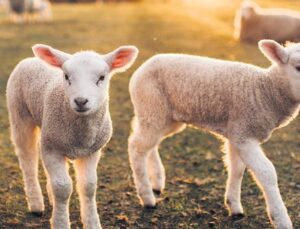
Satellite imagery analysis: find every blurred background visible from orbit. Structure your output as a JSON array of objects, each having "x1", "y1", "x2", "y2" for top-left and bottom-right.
[{"x1": 0, "y1": 0, "x2": 300, "y2": 228}]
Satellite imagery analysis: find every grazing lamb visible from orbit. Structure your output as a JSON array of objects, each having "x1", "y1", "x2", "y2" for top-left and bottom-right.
[
  {"x1": 7, "y1": 44, "x2": 138, "y2": 229},
  {"x1": 6, "y1": 0, "x2": 52, "y2": 23},
  {"x1": 234, "y1": 1, "x2": 300, "y2": 43},
  {"x1": 128, "y1": 39, "x2": 300, "y2": 229}
]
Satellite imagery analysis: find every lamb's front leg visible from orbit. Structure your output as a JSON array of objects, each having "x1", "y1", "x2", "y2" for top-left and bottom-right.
[
  {"x1": 74, "y1": 152, "x2": 101, "y2": 229},
  {"x1": 233, "y1": 140, "x2": 292, "y2": 229},
  {"x1": 42, "y1": 152, "x2": 72, "y2": 229},
  {"x1": 224, "y1": 141, "x2": 246, "y2": 217}
]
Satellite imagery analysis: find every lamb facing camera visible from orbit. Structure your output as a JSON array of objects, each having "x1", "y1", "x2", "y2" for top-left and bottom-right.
[{"x1": 6, "y1": 44, "x2": 138, "y2": 229}]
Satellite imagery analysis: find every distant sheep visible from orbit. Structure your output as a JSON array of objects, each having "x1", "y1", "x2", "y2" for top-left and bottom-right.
[
  {"x1": 6, "y1": 0, "x2": 52, "y2": 23},
  {"x1": 234, "y1": 1, "x2": 300, "y2": 43},
  {"x1": 7, "y1": 44, "x2": 138, "y2": 228},
  {"x1": 128, "y1": 39, "x2": 300, "y2": 228}
]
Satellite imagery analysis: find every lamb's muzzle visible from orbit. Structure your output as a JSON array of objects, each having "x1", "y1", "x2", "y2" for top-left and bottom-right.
[{"x1": 74, "y1": 97, "x2": 89, "y2": 113}]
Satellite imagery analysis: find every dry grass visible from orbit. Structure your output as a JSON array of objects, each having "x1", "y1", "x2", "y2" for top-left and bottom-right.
[{"x1": 0, "y1": 1, "x2": 300, "y2": 228}]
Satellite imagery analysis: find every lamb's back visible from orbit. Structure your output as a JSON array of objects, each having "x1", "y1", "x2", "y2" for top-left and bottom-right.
[
  {"x1": 7, "y1": 57, "x2": 62, "y2": 126},
  {"x1": 134, "y1": 54, "x2": 265, "y2": 108},
  {"x1": 131, "y1": 54, "x2": 269, "y2": 137},
  {"x1": 259, "y1": 12, "x2": 300, "y2": 41}
]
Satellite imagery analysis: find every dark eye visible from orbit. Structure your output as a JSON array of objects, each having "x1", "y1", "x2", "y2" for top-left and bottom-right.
[
  {"x1": 64, "y1": 74, "x2": 69, "y2": 80},
  {"x1": 96, "y1": 75, "x2": 105, "y2": 85},
  {"x1": 295, "y1": 66, "x2": 300, "y2": 72}
]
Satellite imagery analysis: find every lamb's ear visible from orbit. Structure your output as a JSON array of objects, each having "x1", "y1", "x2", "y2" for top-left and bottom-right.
[
  {"x1": 32, "y1": 44, "x2": 71, "y2": 68},
  {"x1": 258, "y1": 39, "x2": 288, "y2": 65},
  {"x1": 104, "y1": 46, "x2": 139, "y2": 73}
]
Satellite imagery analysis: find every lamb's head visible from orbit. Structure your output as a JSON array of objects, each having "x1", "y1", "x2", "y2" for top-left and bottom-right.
[
  {"x1": 240, "y1": 1, "x2": 259, "y2": 22},
  {"x1": 234, "y1": 1, "x2": 259, "y2": 41},
  {"x1": 32, "y1": 44, "x2": 139, "y2": 115},
  {"x1": 259, "y1": 39, "x2": 300, "y2": 101}
]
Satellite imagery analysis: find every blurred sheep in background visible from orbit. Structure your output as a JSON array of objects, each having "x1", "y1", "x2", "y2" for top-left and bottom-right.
[
  {"x1": 5, "y1": 0, "x2": 52, "y2": 23},
  {"x1": 234, "y1": 1, "x2": 300, "y2": 43}
]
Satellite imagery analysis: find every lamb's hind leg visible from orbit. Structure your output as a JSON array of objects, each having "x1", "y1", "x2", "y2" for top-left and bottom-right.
[
  {"x1": 10, "y1": 120, "x2": 44, "y2": 214},
  {"x1": 147, "y1": 123, "x2": 186, "y2": 195},
  {"x1": 233, "y1": 139, "x2": 292, "y2": 229},
  {"x1": 147, "y1": 146, "x2": 165, "y2": 195},
  {"x1": 45, "y1": 169, "x2": 53, "y2": 206},
  {"x1": 74, "y1": 152, "x2": 101, "y2": 229},
  {"x1": 128, "y1": 122, "x2": 163, "y2": 208},
  {"x1": 224, "y1": 141, "x2": 246, "y2": 218}
]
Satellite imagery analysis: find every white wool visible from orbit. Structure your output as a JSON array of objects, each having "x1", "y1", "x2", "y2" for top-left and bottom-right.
[
  {"x1": 128, "y1": 39, "x2": 300, "y2": 229},
  {"x1": 6, "y1": 44, "x2": 138, "y2": 229}
]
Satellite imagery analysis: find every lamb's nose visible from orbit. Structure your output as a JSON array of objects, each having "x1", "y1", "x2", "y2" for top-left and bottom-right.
[{"x1": 74, "y1": 97, "x2": 88, "y2": 108}]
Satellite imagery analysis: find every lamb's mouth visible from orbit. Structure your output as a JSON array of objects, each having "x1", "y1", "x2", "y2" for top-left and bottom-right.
[{"x1": 75, "y1": 108, "x2": 90, "y2": 113}]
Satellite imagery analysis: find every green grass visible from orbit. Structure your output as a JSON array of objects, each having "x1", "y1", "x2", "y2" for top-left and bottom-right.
[{"x1": 0, "y1": 0, "x2": 300, "y2": 228}]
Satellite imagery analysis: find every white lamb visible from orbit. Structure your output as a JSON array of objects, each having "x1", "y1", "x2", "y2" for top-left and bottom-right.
[
  {"x1": 128, "y1": 39, "x2": 300, "y2": 229},
  {"x1": 234, "y1": 1, "x2": 300, "y2": 43},
  {"x1": 6, "y1": 44, "x2": 138, "y2": 229}
]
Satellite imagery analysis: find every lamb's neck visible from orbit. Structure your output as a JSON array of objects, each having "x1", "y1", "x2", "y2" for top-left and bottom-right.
[
  {"x1": 59, "y1": 98, "x2": 111, "y2": 155},
  {"x1": 264, "y1": 65, "x2": 299, "y2": 121}
]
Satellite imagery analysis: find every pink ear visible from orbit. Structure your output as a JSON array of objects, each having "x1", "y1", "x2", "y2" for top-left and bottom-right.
[
  {"x1": 261, "y1": 42, "x2": 279, "y2": 60},
  {"x1": 34, "y1": 47, "x2": 62, "y2": 67},
  {"x1": 259, "y1": 40, "x2": 288, "y2": 64},
  {"x1": 111, "y1": 48, "x2": 137, "y2": 70},
  {"x1": 32, "y1": 44, "x2": 70, "y2": 68},
  {"x1": 105, "y1": 46, "x2": 138, "y2": 73}
]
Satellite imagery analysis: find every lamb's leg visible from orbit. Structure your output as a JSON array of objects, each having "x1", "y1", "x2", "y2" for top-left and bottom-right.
[
  {"x1": 147, "y1": 122, "x2": 185, "y2": 196},
  {"x1": 44, "y1": 6, "x2": 53, "y2": 22},
  {"x1": 42, "y1": 153, "x2": 72, "y2": 229},
  {"x1": 11, "y1": 121, "x2": 44, "y2": 214},
  {"x1": 147, "y1": 146, "x2": 165, "y2": 195},
  {"x1": 234, "y1": 140, "x2": 292, "y2": 229},
  {"x1": 128, "y1": 124, "x2": 161, "y2": 208},
  {"x1": 224, "y1": 141, "x2": 246, "y2": 217},
  {"x1": 74, "y1": 152, "x2": 101, "y2": 229},
  {"x1": 45, "y1": 170, "x2": 53, "y2": 206}
]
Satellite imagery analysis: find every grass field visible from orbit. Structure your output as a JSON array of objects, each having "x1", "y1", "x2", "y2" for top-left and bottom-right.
[{"x1": 1, "y1": 0, "x2": 300, "y2": 228}]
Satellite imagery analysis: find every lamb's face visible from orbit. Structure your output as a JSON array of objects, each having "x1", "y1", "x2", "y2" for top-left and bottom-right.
[
  {"x1": 282, "y1": 45, "x2": 300, "y2": 100},
  {"x1": 259, "y1": 40, "x2": 300, "y2": 101},
  {"x1": 239, "y1": 2, "x2": 258, "y2": 25},
  {"x1": 234, "y1": 3, "x2": 259, "y2": 42},
  {"x1": 32, "y1": 44, "x2": 139, "y2": 116},
  {"x1": 62, "y1": 53, "x2": 110, "y2": 115}
]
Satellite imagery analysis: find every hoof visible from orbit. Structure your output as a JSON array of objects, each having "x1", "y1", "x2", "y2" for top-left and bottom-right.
[
  {"x1": 144, "y1": 204, "x2": 156, "y2": 209},
  {"x1": 153, "y1": 189, "x2": 161, "y2": 196},
  {"x1": 231, "y1": 213, "x2": 245, "y2": 221},
  {"x1": 31, "y1": 211, "x2": 44, "y2": 217}
]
